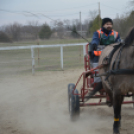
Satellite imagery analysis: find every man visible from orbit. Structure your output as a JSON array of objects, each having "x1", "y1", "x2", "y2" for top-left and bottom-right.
[{"x1": 88, "y1": 17, "x2": 121, "y2": 98}]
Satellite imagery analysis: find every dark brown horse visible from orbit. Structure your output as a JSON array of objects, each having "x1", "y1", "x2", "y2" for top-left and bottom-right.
[{"x1": 99, "y1": 27, "x2": 134, "y2": 134}]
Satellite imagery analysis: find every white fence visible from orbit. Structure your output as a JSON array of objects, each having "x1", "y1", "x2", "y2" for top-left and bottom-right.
[{"x1": 0, "y1": 43, "x2": 87, "y2": 74}]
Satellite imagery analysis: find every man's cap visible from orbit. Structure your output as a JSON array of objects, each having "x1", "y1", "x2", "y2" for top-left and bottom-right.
[{"x1": 102, "y1": 18, "x2": 113, "y2": 27}]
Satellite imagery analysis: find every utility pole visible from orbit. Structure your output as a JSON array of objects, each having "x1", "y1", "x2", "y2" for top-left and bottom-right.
[
  {"x1": 79, "y1": 12, "x2": 82, "y2": 36},
  {"x1": 37, "y1": 40, "x2": 40, "y2": 65},
  {"x1": 37, "y1": 33, "x2": 40, "y2": 65},
  {"x1": 98, "y1": 2, "x2": 101, "y2": 27},
  {"x1": 79, "y1": 11, "x2": 82, "y2": 62}
]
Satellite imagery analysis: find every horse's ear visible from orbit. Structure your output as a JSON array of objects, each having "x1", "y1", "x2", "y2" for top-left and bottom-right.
[{"x1": 124, "y1": 27, "x2": 134, "y2": 46}]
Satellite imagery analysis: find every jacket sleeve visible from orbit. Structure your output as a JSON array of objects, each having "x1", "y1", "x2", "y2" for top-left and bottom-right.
[
  {"x1": 115, "y1": 33, "x2": 121, "y2": 43},
  {"x1": 90, "y1": 31, "x2": 100, "y2": 51}
]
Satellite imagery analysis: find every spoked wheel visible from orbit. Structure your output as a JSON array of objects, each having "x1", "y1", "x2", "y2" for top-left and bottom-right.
[{"x1": 68, "y1": 83, "x2": 80, "y2": 121}]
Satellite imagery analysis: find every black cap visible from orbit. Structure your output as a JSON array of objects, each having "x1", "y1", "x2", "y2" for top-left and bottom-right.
[{"x1": 101, "y1": 18, "x2": 113, "y2": 27}]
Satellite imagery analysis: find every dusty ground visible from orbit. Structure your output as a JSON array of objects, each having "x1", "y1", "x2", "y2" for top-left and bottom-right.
[{"x1": 0, "y1": 69, "x2": 134, "y2": 134}]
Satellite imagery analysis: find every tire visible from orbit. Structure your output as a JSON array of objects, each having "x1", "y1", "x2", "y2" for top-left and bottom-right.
[
  {"x1": 68, "y1": 83, "x2": 75, "y2": 112},
  {"x1": 68, "y1": 83, "x2": 80, "y2": 121},
  {"x1": 132, "y1": 95, "x2": 134, "y2": 108}
]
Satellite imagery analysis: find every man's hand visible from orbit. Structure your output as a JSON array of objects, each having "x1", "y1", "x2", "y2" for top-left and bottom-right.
[
  {"x1": 93, "y1": 44, "x2": 97, "y2": 50},
  {"x1": 88, "y1": 51, "x2": 94, "y2": 59}
]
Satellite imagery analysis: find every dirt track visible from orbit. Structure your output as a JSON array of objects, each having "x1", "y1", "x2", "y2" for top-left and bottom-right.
[{"x1": 0, "y1": 69, "x2": 134, "y2": 134}]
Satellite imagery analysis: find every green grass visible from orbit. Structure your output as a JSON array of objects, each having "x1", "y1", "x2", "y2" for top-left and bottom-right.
[
  {"x1": 0, "y1": 38, "x2": 91, "y2": 47},
  {"x1": 0, "y1": 39, "x2": 88, "y2": 75}
]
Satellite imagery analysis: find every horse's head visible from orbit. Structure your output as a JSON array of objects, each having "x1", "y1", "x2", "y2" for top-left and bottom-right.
[
  {"x1": 124, "y1": 27, "x2": 134, "y2": 46},
  {"x1": 124, "y1": 27, "x2": 134, "y2": 58}
]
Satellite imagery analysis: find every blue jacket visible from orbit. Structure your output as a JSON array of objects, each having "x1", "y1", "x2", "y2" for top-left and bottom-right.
[{"x1": 91, "y1": 31, "x2": 121, "y2": 47}]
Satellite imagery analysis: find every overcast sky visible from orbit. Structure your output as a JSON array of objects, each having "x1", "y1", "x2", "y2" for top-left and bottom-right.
[{"x1": 0, "y1": 0, "x2": 132, "y2": 26}]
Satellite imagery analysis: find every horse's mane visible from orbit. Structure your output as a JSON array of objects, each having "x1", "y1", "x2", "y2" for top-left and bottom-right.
[{"x1": 124, "y1": 27, "x2": 134, "y2": 46}]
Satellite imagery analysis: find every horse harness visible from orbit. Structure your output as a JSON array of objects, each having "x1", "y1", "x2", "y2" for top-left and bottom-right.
[{"x1": 97, "y1": 42, "x2": 134, "y2": 81}]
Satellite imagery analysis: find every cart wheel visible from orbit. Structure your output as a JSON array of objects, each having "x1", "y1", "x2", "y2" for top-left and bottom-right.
[
  {"x1": 68, "y1": 83, "x2": 80, "y2": 121},
  {"x1": 68, "y1": 83, "x2": 75, "y2": 112},
  {"x1": 132, "y1": 95, "x2": 134, "y2": 108}
]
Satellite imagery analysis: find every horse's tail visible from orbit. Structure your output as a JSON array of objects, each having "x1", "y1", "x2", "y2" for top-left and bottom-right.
[{"x1": 124, "y1": 27, "x2": 134, "y2": 46}]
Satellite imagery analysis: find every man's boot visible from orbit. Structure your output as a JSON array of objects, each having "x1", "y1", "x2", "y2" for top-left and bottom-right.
[{"x1": 87, "y1": 82, "x2": 102, "y2": 99}]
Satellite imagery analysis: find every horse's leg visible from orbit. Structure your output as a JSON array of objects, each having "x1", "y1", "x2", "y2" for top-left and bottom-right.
[
  {"x1": 107, "y1": 90, "x2": 113, "y2": 107},
  {"x1": 113, "y1": 93, "x2": 122, "y2": 134},
  {"x1": 119, "y1": 96, "x2": 124, "y2": 128}
]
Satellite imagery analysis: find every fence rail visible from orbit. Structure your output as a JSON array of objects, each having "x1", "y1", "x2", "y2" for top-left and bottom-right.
[{"x1": 0, "y1": 43, "x2": 87, "y2": 74}]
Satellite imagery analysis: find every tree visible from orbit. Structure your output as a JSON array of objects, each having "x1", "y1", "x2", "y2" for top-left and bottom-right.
[
  {"x1": 127, "y1": 11, "x2": 134, "y2": 27},
  {"x1": 71, "y1": 25, "x2": 79, "y2": 38},
  {"x1": 87, "y1": 10, "x2": 101, "y2": 36},
  {"x1": 72, "y1": 19, "x2": 80, "y2": 31},
  {"x1": 64, "y1": 19, "x2": 71, "y2": 27},
  {"x1": 88, "y1": 15, "x2": 102, "y2": 36},
  {"x1": 5, "y1": 22, "x2": 22, "y2": 41},
  {"x1": 86, "y1": 20, "x2": 93, "y2": 36},
  {"x1": 56, "y1": 20, "x2": 65, "y2": 38},
  {"x1": 113, "y1": 11, "x2": 134, "y2": 37},
  {"x1": 39, "y1": 24, "x2": 52, "y2": 39},
  {"x1": 0, "y1": 31, "x2": 12, "y2": 42},
  {"x1": 88, "y1": 10, "x2": 98, "y2": 20},
  {"x1": 27, "y1": 21, "x2": 39, "y2": 39},
  {"x1": 113, "y1": 15, "x2": 127, "y2": 37}
]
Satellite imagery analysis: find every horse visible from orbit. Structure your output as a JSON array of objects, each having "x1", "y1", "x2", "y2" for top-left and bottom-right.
[{"x1": 98, "y1": 27, "x2": 134, "y2": 134}]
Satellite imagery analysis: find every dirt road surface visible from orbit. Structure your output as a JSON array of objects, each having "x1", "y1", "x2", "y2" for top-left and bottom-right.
[{"x1": 0, "y1": 69, "x2": 134, "y2": 134}]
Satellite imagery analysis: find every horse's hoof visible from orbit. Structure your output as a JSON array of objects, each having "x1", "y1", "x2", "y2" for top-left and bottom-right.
[
  {"x1": 113, "y1": 130, "x2": 120, "y2": 134},
  {"x1": 113, "y1": 128, "x2": 120, "y2": 134},
  {"x1": 113, "y1": 131, "x2": 120, "y2": 134}
]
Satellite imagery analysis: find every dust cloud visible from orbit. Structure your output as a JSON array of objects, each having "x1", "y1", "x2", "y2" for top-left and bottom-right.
[{"x1": 0, "y1": 69, "x2": 134, "y2": 134}]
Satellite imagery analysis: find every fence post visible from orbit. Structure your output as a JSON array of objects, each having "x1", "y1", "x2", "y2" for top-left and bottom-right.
[
  {"x1": 83, "y1": 45, "x2": 86, "y2": 64},
  {"x1": 83, "y1": 45, "x2": 86, "y2": 56},
  {"x1": 31, "y1": 47, "x2": 35, "y2": 74},
  {"x1": 60, "y1": 46, "x2": 63, "y2": 70}
]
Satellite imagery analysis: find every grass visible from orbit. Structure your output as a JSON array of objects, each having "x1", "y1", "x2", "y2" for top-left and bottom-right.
[
  {"x1": 0, "y1": 38, "x2": 91, "y2": 47},
  {"x1": 0, "y1": 39, "x2": 89, "y2": 75}
]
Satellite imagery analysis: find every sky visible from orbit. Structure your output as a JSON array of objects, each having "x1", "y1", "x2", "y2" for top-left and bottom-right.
[{"x1": 0, "y1": 0, "x2": 133, "y2": 26}]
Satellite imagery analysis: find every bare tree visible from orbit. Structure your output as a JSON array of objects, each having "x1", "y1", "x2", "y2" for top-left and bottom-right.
[
  {"x1": 83, "y1": 19, "x2": 89, "y2": 31},
  {"x1": 56, "y1": 20, "x2": 63, "y2": 27},
  {"x1": 0, "y1": 25, "x2": 6, "y2": 32},
  {"x1": 113, "y1": 10, "x2": 134, "y2": 37},
  {"x1": 27, "y1": 21, "x2": 39, "y2": 39},
  {"x1": 64, "y1": 19, "x2": 71, "y2": 26},
  {"x1": 5, "y1": 22, "x2": 22, "y2": 41},
  {"x1": 72, "y1": 19, "x2": 81, "y2": 31},
  {"x1": 88, "y1": 10, "x2": 98, "y2": 20},
  {"x1": 53, "y1": 20, "x2": 65, "y2": 38},
  {"x1": 63, "y1": 19, "x2": 71, "y2": 30}
]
